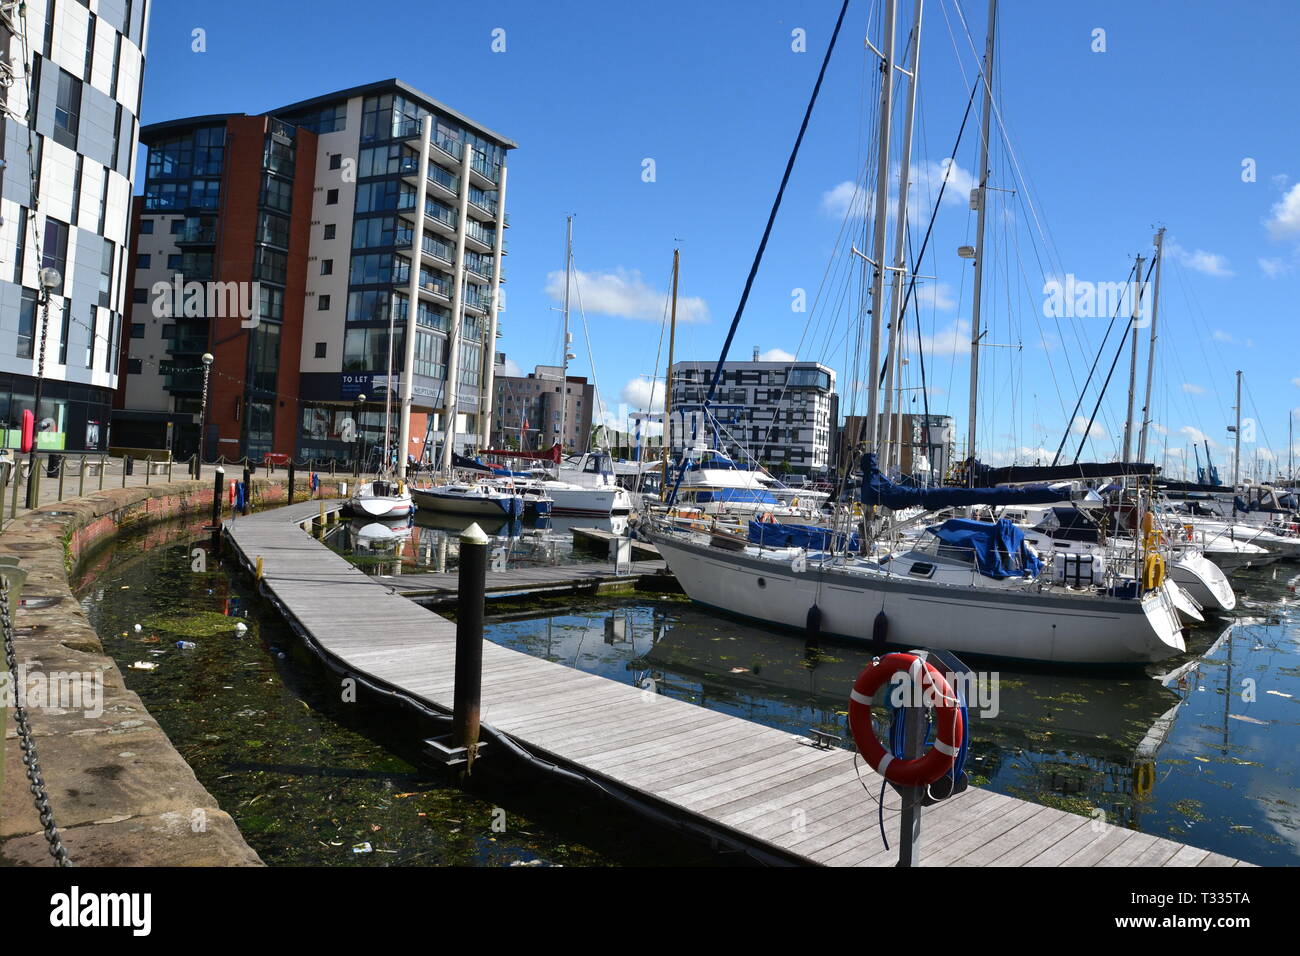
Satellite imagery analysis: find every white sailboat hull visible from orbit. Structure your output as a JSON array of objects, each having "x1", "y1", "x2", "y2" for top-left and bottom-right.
[
  {"x1": 545, "y1": 486, "x2": 633, "y2": 516},
  {"x1": 650, "y1": 532, "x2": 1186, "y2": 666},
  {"x1": 1169, "y1": 552, "x2": 1236, "y2": 612}
]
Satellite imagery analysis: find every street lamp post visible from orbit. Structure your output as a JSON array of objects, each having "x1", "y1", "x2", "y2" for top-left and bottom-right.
[
  {"x1": 196, "y1": 352, "x2": 214, "y2": 477},
  {"x1": 26, "y1": 267, "x2": 61, "y2": 508}
]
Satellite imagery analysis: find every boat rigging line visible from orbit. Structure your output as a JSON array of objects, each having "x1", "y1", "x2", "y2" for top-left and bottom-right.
[{"x1": 664, "y1": 0, "x2": 852, "y2": 507}]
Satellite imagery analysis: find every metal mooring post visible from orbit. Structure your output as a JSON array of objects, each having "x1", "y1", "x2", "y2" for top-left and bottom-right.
[
  {"x1": 896, "y1": 684, "x2": 927, "y2": 867},
  {"x1": 451, "y1": 522, "x2": 488, "y2": 772},
  {"x1": 242, "y1": 464, "x2": 252, "y2": 516},
  {"x1": 210, "y1": 465, "x2": 225, "y2": 531},
  {"x1": 287, "y1": 458, "x2": 296, "y2": 505}
]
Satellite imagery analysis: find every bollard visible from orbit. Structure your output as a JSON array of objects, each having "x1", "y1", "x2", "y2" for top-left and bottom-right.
[
  {"x1": 452, "y1": 522, "x2": 489, "y2": 772},
  {"x1": 98, "y1": 457, "x2": 104, "y2": 491},
  {"x1": 256, "y1": 556, "x2": 264, "y2": 581},
  {"x1": 167, "y1": 457, "x2": 173, "y2": 482},
  {"x1": 319, "y1": 501, "x2": 326, "y2": 530},
  {"x1": 56, "y1": 457, "x2": 65, "y2": 500},
  {"x1": 144, "y1": 455, "x2": 151, "y2": 486},
  {"x1": 10, "y1": 462, "x2": 20, "y2": 519},
  {"x1": 191, "y1": 454, "x2": 199, "y2": 480},
  {"x1": 78, "y1": 457, "x2": 86, "y2": 497},
  {"x1": 0, "y1": 465, "x2": 7, "y2": 531},
  {"x1": 122, "y1": 456, "x2": 130, "y2": 487},
  {"x1": 242, "y1": 465, "x2": 252, "y2": 516},
  {"x1": 329, "y1": 458, "x2": 336, "y2": 478},
  {"x1": 287, "y1": 458, "x2": 296, "y2": 505},
  {"x1": 210, "y1": 466, "x2": 225, "y2": 529}
]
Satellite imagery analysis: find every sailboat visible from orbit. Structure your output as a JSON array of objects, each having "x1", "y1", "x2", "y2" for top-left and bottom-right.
[{"x1": 646, "y1": 0, "x2": 1188, "y2": 666}]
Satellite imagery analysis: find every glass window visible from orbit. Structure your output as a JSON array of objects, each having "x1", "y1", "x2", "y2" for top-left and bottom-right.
[
  {"x1": 318, "y1": 295, "x2": 331, "y2": 311},
  {"x1": 257, "y1": 211, "x2": 290, "y2": 248},
  {"x1": 41, "y1": 218, "x2": 69, "y2": 293},
  {"x1": 53, "y1": 70, "x2": 81, "y2": 149},
  {"x1": 260, "y1": 175, "x2": 292, "y2": 212},
  {"x1": 264, "y1": 137, "x2": 295, "y2": 176},
  {"x1": 258, "y1": 285, "x2": 284, "y2": 322},
  {"x1": 137, "y1": 253, "x2": 151, "y2": 268},
  {"x1": 139, "y1": 218, "x2": 154, "y2": 235},
  {"x1": 17, "y1": 289, "x2": 37, "y2": 358},
  {"x1": 347, "y1": 290, "x2": 390, "y2": 324},
  {"x1": 254, "y1": 247, "x2": 287, "y2": 284},
  {"x1": 98, "y1": 239, "x2": 113, "y2": 306}
]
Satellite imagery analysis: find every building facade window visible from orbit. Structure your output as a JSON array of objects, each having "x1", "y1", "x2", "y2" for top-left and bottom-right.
[{"x1": 53, "y1": 70, "x2": 82, "y2": 149}]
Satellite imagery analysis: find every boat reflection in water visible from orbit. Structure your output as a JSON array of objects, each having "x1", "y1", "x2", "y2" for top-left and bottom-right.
[{"x1": 485, "y1": 600, "x2": 1260, "y2": 839}]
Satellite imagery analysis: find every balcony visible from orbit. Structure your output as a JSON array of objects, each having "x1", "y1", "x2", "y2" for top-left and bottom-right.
[
  {"x1": 175, "y1": 225, "x2": 217, "y2": 245},
  {"x1": 167, "y1": 336, "x2": 210, "y2": 355}
]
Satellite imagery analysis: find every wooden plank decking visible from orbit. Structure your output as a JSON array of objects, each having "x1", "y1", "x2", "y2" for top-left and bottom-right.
[
  {"x1": 374, "y1": 559, "x2": 670, "y2": 600},
  {"x1": 225, "y1": 500, "x2": 1250, "y2": 867}
]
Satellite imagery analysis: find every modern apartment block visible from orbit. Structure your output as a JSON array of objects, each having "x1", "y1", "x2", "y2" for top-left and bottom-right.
[
  {"x1": 491, "y1": 359, "x2": 594, "y2": 452},
  {"x1": 669, "y1": 354, "x2": 837, "y2": 475},
  {"x1": 0, "y1": 0, "x2": 148, "y2": 453},
  {"x1": 839, "y1": 412, "x2": 954, "y2": 480},
  {"x1": 114, "y1": 79, "x2": 514, "y2": 463}
]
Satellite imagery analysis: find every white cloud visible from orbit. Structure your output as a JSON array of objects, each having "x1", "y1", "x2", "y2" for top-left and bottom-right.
[
  {"x1": 620, "y1": 376, "x2": 664, "y2": 413},
  {"x1": 1259, "y1": 256, "x2": 1291, "y2": 278},
  {"x1": 1292, "y1": 379, "x2": 1300, "y2": 388},
  {"x1": 1212, "y1": 329, "x2": 1236, "y2": 343},
  {"x1": 820, "y1": 180, "x2": 864, "y2": 219},
  {"x1": 545, "y1": 268, "x2": 709, "y2": 323},
  {"x1": 921, "y1": 319, "x2": 971, "y2": 356},
  {"x1": 757, "y1": 348, "x2": 796, "y2": 362},
  {"x1": 911, "y1": 158, "x2": 976, "y2": 206},
  {"x1": 499, "y1": 357, "x2": 523, "y2": 377},
  {"x1": 1167, "y1": 240, "x2": 1233, "y2": 277},
  {"x1": 1179, "y1": 425, "x2": 1214, "y2": 445},
  {"x1": 1181, "y1": 382, "x2": 1206, "y2": 395},
  {"x1": 1070, "y1": 416, "x2": 1106, "y2": 440},
  {"x1": 820, "y1": 159, "x2": 976, "y2": 221},
  {"x1": 914, "y1": 281, "x2": 956, "y2": 311},
  {"x1": 1152, "y1": 422, "x2": 1169, "y2": 435},
  {"x1": 1266, "y1": 182, "x2": 1300, "y2": 238}
]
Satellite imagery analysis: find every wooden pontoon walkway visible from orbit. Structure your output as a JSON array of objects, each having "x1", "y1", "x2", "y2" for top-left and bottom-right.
[
  {"x1": 225, "y1": 500, "x2": 1250, "y2": 867},
  {"x1": 374, "y1": 559, "x2": 670, "y2": 601}
]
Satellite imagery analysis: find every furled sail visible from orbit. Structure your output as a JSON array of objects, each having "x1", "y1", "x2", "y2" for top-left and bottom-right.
[
  {"x1": 861, "y1": 454, "x2": 1067, "y2": 511},
  {"x1": 975, "y1": 461, "x2": 1157, "y2": 485}
]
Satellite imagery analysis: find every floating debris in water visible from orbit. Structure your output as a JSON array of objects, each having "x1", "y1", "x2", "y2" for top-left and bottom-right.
[
  {"x1": 129, "y1": 661, "x2": 158, "y2": 671},
  {"x1": 1228, "y1": 714, "x2": 1269, "y2": 725},
  {"x1": 351, "y1": 842, "x2": 373, "y2": 854}
]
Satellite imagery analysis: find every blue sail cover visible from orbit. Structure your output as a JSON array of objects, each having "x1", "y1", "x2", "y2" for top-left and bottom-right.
[
  {"x1": 861, "y1": 454, "x2": 1065, "y2": 510},
  {"x1": 930, "y1": 518, "x2": 1043, "y2": 579},
  {"x1": 748, "y1": 520, "x2": 861, "y2": 553},
  {"x1": 697, "y1": 488, "x2": 780, "y2": 506}
]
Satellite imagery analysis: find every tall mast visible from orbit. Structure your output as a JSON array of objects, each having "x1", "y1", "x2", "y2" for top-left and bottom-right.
[
  {"x1": 662, "y1": 247, "x2": 679, "y2": 486},
  {"x1": 560, "y1": 215, "x2": 573, "y2": 458},
  {"x1": 864, "y1": 0, "x2": 897, "y2": 458},
  {"x1": 1136, "y1": 228, "x2": 1165, "y2": 464},
  {"x1": 1122, "y1": 254, "x2": 1146, "y2": 463},
  {"x1": 1232, "y1": 369, "x2": 1243, "y2": 487},
  {"x1": 965, "y1": 0, "x2": 996, "y2": 483},
  {"x1": 881, "y1": 0, "x2": 925, "y2": 474}
]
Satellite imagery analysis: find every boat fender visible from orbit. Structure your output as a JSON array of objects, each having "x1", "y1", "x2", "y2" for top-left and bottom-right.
[
  {"x1": 848, "y1": 653, "x2": 963, "y2": 788},
  {"x1": 1143, "y1": 552, "x2": 1166, "y2": 591},
  {"x1": 805, "y1": 603, "x2": 822, "y2": 641},
  {"x1": 871, "y1": 610, "x2": 888, "y2": 654}
]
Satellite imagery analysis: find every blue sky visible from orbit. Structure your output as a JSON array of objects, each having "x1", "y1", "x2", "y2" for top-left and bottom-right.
[{"x1": 140, "y1": 0, "x2": 1300, "y2": 478}]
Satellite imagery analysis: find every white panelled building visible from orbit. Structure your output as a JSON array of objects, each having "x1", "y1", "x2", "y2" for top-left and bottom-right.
[
  {"x1": 0, "y1": 0, "x2": 147, "y2": 452},
  {"x1": 669, "y1": 353, "x2": 838, "y2": 475}
]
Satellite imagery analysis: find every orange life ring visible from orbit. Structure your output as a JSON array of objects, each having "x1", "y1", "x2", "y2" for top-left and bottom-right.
[{"x1": 848, "y1": 653, "x2": 963, "y2": 787}]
